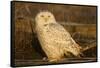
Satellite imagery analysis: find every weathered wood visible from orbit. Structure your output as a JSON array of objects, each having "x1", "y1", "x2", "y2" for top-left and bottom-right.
[
  {"x1": 12, "y1": 2, "x2": 97, "y2": 66},
  {"x1": 15, "y1": 58, "x2": 97, "y2": 66}
]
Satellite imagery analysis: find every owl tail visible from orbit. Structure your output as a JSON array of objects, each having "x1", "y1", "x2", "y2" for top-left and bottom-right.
[
  {"x1": 64, "y1": 47, "x2": 82, "y2": 58},
  {"x1": 63, "y1": 40, "x2": 83, "y2": 58}
]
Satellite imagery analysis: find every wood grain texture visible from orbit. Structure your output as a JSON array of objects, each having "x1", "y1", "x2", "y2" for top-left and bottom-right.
[{"x1": 11, "y1": 1, "x2": 97, "y2": 66}]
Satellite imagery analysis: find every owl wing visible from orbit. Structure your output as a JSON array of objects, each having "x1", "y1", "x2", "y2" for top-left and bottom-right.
[
  {"x1": 48, "y1": 23, "x2": 71, "y2": 41},
  {"x1": 47, "y1": 23, "x2": 81, "y2": 56}
]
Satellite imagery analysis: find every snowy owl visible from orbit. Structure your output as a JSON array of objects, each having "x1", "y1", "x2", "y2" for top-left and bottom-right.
[{"x1": 35, "y1": 11, "x2": 82, "y2": 62}]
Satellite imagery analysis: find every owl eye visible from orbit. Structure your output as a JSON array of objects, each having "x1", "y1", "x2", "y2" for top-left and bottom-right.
[
  {"x1": 41, "y1": 15, "x2": 44, "y2": 17},
  {"x1": 48, "y1": 15, "x2": 50, "y2": 17}
]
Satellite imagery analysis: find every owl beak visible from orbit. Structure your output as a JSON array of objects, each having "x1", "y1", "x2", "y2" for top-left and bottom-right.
[{"x1": 45, "y1": 18, "x2": 48, "y2": 22}]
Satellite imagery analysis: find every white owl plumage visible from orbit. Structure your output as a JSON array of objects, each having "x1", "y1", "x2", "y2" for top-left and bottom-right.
[{"x1": 35, "y1": 11, "x2": 82, "y2": 62}]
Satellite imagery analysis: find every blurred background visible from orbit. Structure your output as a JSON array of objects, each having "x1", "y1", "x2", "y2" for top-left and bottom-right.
[{"x1": 12, "y1": 1, "x2": 97, "y2": 66}]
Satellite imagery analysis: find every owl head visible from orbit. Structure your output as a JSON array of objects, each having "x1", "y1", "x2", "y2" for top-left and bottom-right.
[{"x1": 35, "y1": 11, "x2": 56, "y2": 25}]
